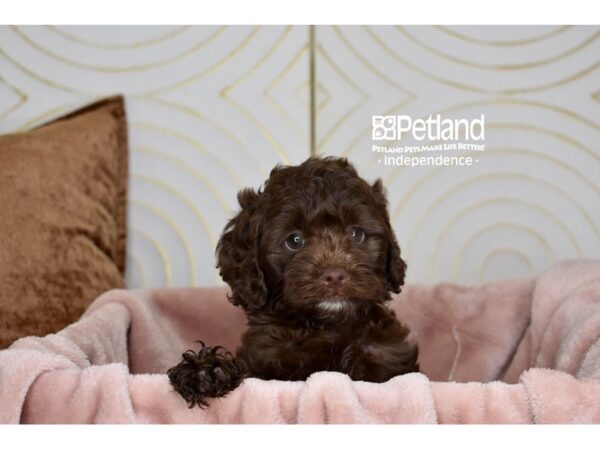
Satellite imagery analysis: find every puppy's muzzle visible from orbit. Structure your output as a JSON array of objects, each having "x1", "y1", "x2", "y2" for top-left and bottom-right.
[{"x1": 320, "y1": 267, "x2": 348, "y2": 295}]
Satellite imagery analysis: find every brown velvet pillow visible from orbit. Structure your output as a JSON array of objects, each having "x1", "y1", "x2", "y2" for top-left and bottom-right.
[{"x1": 0, "y1": 96, "x2": 128, "y2": 348}]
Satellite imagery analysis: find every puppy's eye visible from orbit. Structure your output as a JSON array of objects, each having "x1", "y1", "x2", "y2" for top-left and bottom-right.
[
  {"x1": 350, "y1": 227, "x2": 365, "y2": 244},
  {"x1": 285, "y1": 232, "x2": 304, "y2": 251}
]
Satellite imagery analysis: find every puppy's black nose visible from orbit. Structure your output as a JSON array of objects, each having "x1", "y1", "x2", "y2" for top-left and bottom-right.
[{"x1": 321, "y1": 268, "x2": 348, "y2": 287}]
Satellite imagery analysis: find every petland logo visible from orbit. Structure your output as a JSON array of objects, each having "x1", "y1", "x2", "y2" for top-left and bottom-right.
[
  {"x1": 372, "y1": 114, "x2": 485, "y2": 141},
  {"x1": 371, "y1": 114, "x2": 486, "y2": 167}
]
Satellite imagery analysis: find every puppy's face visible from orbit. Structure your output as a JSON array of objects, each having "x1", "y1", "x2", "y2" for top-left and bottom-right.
[
  {"x1": 217, "y1": 157, "x2": 406, "y2": 319},
  {"x1": 260, "y1": 175, "x2": 396, "y2": 317}
]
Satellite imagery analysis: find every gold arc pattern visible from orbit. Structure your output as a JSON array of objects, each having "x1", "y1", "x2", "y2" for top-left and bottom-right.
[
  {"x1": 1, "y1": 26, "x2": 311, "y2": 289},
  {"x1": 0, "y1": 75, "x2": 27, "y2": 120},
  {"x1": 453, "y1": 223, "x2": 553, "y2": 283},
  {"x1": 491, "y1": 123, "x2": 600, "y2": 163},
  {"x1": 220, "y1": 26, "x2": 295, "y2": 165},
  {"x1": 435, "y1": 25, "x2": 572, "y2": 47},
  {"x1": 315, "y1": 83, "x2": 331, "y2": 112},
  {"x1": 332, "y1": 25, "x2": 415, "y2": 95},
  {"x1": 3, "y1": 25, "x2": 599, "y2": 286},
  {"x1": 382, "y1": 98, "x2": 600, "y2": 188},
  {"x1": 407, "y1": 171, "x2": 597, "y2": 261},
  {"x1": 310, "y1": 25, "x2": 316, "y2": 156},
  {"x1": 146, "y1": 26, "x2": 263, "y2": 96},
  {"x1": 131, "y1": 122, "x2": 243, "y2": 192},
  {"x1": 132, "y1": 144, "x2": 231, "y2": 210},
  {"x1": 0, "y1": 46, "x2": 85, "y2": 95},
  {"x1": 142, "y1": 96, "x2": 253, "y2": 181},
  {"x1": 378, "y1": 103, "x2": 600, "y2": 234},
  {"x1": 47, "y1": 25, "x2": 192, "y2": 50},
  {"x1": 363, "y1": 26, "x2": 600, "y2": 95},
  {"x1": 443, "y1": 200, "x2": 562, "y2": 259},
  {"x1": 392, "y1": 147, "x2": 600, "y2": 243},
  {"x1": 315, "y1": 43, "x2": 369, "y2": 151},
  {"x1": 370, "y1": 99, "x2": 598, "y2": 279},
  {"x1": 407, "y1": 169, "x2": 596, "y2": 284},
  {"x1": 340, "y1": 98, "x2": 413, "y2": 159},
  {"x1": 131, "y1": 228, "x2": 173, "y2": 286},
  {"x1": 396, "y1": 26, "x2": 600, "y2": 71},
  {"x1": 131, "y1": 173, "x2": 218, "y2": 247},
  {"x1": 390, "y1": 121, "x2": 600, "y2": 221},
  {"x1": 127, "y1": 254, "x2": 147, "y2": 288},
  {"x1": 131, "y1": 200, "x2": 197, "y2": 286},
  {"x1": 324, "y1": 26, "x2": 415, "y2": 157},
  {"x1": 0, "y1": 26, "x2": 261, "y2": 96},
  {"x1": 16, "y1": 103, "x2": 79, "y2": 131},
  {"x1": 131, "y1": 174, "x2": 221, "y2": 285},
  {"x1": 11, "y1": 25, "x2": 228, "y2": 73},
  {"x1": 436, "y1": 198, "x2": 577, "y2": 282},
  {"x1": 319, "y1": 26, "x2": 600, "y2": 192},
  {"x1": 263, "y1": 43, "x2": 309, "y2": 140},
  {"x1": 478, "y1": 247, "x2": 535, "y2": 282}
]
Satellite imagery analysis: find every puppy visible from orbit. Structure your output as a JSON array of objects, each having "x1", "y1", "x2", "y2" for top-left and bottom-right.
[{"x1": 168, "y1": 157, "x2": 419, "y2": 407}]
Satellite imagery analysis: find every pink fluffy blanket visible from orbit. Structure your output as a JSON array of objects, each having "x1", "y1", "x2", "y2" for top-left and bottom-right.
[{"x1": 2, "y1": 260, "x2": 600, "y2": 424}]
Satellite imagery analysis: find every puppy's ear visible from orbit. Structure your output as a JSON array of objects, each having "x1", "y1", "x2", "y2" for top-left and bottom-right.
[
  {"x1": 372, "y1": 179, "x2": 407, "y2": 294},
  {"x1": 385, "y1": 232, "x2": 407, "y2": 293},
  {"x1": 216, "y1": 188, "x2": 267, "y2": 312}
]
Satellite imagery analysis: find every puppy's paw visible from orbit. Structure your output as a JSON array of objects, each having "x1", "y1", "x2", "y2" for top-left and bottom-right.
[{"x1": 167, "y1": 341, "x2": 245, "y2": 408}]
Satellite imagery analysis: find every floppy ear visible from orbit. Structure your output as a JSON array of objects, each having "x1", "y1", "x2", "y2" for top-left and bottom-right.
[
  {"x1": 385, "y1": 231, "x2": 407, "y2": 293},
  {"x1": 372, "y1": 179, "x2": 407, "y2": 293},
  {"x1": 216, "y1": 188, "x2": 268, "y2": 313}
]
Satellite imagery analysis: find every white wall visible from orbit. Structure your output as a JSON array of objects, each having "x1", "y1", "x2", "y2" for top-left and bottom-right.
[
  {"x1": 1, "y1": 25, "x2": 599, "y2": 287},
  {"x1": 0, "y1": 25, "x2": 310, "y2": 288},
  {"x1": 316, "y1": 26, "x2": 600, "y2": 284}
]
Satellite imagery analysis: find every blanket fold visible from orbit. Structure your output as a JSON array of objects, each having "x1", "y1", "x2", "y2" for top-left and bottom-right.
[{"x1": 2, "y1": 260, "x2": 600, "y2": 423}]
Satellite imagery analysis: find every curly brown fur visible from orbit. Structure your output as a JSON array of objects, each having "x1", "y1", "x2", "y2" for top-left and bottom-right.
[
  {"x1": 168, "y1": 157, "x2": 419, "y2": 407},
  {"x1": 167, "y1": 341, "x2": 245, "y2": 408}
]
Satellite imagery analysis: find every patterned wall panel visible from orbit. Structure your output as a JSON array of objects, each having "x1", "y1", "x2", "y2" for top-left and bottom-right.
[
  {"x1": 3, "y1": 25, "x2": 599, "y2": 288},
  {"x1": 0, "y1": 25, "x2": 310, "y2": 288},
  {"x1": 315, "y1": 26, "x2": 600, "y2": 284}
]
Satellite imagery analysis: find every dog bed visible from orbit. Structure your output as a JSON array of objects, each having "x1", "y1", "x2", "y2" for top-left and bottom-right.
[{"x1": 2, "y1": 259, "x2": 600, "y2": 423}]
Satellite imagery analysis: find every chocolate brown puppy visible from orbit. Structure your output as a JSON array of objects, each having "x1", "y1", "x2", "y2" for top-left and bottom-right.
[{"x1": 168, "y1": 156, "x2": 419, "y2": 407}]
